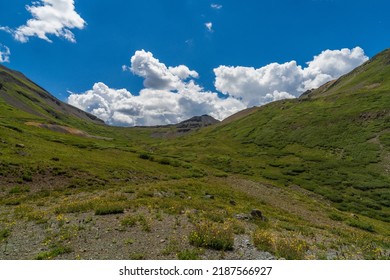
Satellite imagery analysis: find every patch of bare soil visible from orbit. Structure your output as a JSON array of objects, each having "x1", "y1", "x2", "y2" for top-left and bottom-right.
[{"x1": 25, "y1": 122, "x2": 112, "y2": 140}]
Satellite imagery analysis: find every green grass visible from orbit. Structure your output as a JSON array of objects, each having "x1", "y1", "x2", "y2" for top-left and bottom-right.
[
  {"x1": 253, "y1": 229, "x2": 308, "y2": 259},
  {"x1": 0, "y1": 228, "x2": 10, "y2": 242},
  {"x1": 129, "y1": 253, "x2": 145, "y2": 260},
  {"x1": 347, "y1": 219, "x2": 376, "y2": 233},
  {"x1": 120, "y1": 214, "x2": 138, "y2": 227},
  {"x1": 177, "y1": 249, "x2": 201, "y2": 260},
  {"x1": 35, "y1": 245, "x2": 72, "y2": 260},
  {"x1": 94, "y1": 203, "x2": 125, "y2": 215},
  {"x1": 1, "y1": 52, "x2": 390, "y2": 259}
]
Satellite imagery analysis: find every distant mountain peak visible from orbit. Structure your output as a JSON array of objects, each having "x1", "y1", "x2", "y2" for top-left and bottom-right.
[{"x1": 176, "y1": 115, "x2": 220, "y2": 133}]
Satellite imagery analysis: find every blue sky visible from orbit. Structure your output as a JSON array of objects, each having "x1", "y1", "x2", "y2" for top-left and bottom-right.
[{"x1": 0, "y1": 0, "x2": 389, "y2": 126}]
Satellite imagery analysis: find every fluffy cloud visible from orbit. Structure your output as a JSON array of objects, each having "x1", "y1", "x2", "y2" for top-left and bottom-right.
[
  {"x1": 69, "y1": 47, "x2": 368, "y2": 127},
  {"x1": 1, "y1": 0, "x2": 85, "y2": 43},
  {"x1": 205, "y1": 22, "x2": 213, "y2": 32},
  {"x1": 68, "y1": 51, "x2": 245, "y2": 126},
  {"x1": 0, "y1": 44, "x2": 10, "y2": 63},
  {"x1": 214, "y1": 47, "x2": 368, "y2": 106},
  {"x1": 302, "y1": 47, "x2": 368, "y2": 90},
  {"x1": 129, "y1": 50, "x2": 199, "y2": 90}
]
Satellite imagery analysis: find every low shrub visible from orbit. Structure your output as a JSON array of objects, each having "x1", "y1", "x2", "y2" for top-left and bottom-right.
[
  {"x1": 35, "y1": 245, "x2": 72, "y2": 260},
  {"x1": 253, "y1": 229, "x2": 308, "y2": 259},
  {"x1": 253, "y1": 230, "x2": 275, "y2": 253},
  {"x1": 138, "y1": 215, "x2": 152, "y2": 232},
  {"x1": 0, "y1": 228, "x2": 10, "y2": 242},
  {"x1": 347, "y1": 219, "x2": 375, "y2": 232},
  {"x1": 276, "y1": 237, "x2": 308, "y2": 259},
  {"x1": 329, "y1": 213, "x2": 345, "y2": 221},
  {"x1": 9, "y1": 185, "x2": 30, "y2": 194},
  {"x1": 177, "y1": 249, "x2": 200, "y2": 260},
  {"x1": 95, "y1": 203, "x2": 124, "y2": 215},
  {"x1": 120, "y1": 214, "x2": 138, "y2": 227},
  {"x1": 139, "y1": 153, "x2": 153, "y2": 160},
  {"x1": 189, "y1": 221, "x2": 234, "y2": 251},
  {"x1": 55, "y1": 201, "x2": 93, "y2": 214}
]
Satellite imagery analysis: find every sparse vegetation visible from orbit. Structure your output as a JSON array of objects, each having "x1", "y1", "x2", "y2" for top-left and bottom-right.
[
  {"x1": 130, "y1": 253, "x2": 145, "y2": 260},
  {"x1": 35, "y1": 245, "x2": 72, "y2": 260},
  {"x1": 0, "y1": 228, "x2": 10, "y2": 242},
  {"x1": 120, "y1": 214, "x2": 138, "y2": 227},
  {"x1": 177, "y1": 249, "x2": 200, "y2": 260}
]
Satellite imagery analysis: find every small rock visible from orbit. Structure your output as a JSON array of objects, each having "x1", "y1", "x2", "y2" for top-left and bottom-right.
[
  {"x1": 154, "y1": 192, "x2": 164, "y2": 198},
  {"x1": 205, "y1": 194, "x2": 215, "y2": 200},
  {"x1": 160, "y1": 239, "x2": 165, "y2": 243},
  {"x1": 251, "y1": 209, "x2": 265, "y2": 220},
  {"x1": 15, "y1": 143, "x2": 25, "y2": 148},
  {"x1": 351, "y1": 214, "x2": 359, "y2": 220},
  {"x1": 229, "y1": 200, "x2": 237, "y2": 206},
  {"x1": 235, "y1": 214, "x2": 251, "y2": 220}
]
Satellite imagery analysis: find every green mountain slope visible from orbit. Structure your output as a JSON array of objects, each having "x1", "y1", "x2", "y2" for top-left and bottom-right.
[
  {"x1": 0, "y1": 50, "x2": 389, "y2": 260},
  {"x1": 0, "y1": 65, "x2": 104, "y2": 126},
  {"x1": 162, "y1": 49, "x2": 390, "y2": 222}
]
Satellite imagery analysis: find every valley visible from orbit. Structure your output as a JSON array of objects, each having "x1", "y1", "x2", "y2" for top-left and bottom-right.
[{"x1": 0, "y1": 50, "x2": 390, "y2": 260}]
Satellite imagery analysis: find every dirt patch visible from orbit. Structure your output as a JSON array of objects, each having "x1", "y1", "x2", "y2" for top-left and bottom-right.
[
  {"x1": 25, "y1": 122, "x2": 112, "y2": 140},
  {"x1": 365, "y1": 83, "x2": 381, "y2": 89}
]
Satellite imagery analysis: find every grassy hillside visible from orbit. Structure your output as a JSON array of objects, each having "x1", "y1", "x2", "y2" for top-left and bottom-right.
[
  {"x1": 159, "y1": 49, "x2": 390, "y2": 222},
  {"x1": 0, "y1": 50, "x2": 389, "y2": 260}
]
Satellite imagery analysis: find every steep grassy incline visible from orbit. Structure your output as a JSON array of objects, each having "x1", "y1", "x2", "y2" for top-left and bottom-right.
[
  {"x1": 160, "y1": 49, "x2": 390, "y2": 223},
  {"x1": 0, "y1": 65, "x2": 104, "y2": 127}
]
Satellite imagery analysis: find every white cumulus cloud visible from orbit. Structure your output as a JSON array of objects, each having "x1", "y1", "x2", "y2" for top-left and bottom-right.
[
  {"x1": 129, "y1": 50, "x2": 199, "y2": 90},
  {"x1": 0, "y1": 44, "x2": 11, "y2": 63},
  {"x1": 68, "y1": 51, "x2": 245, "y2": 126},
  {"x1": 68, "y1": 47, "x2": 368, "y2": 127},
  {"x1": 1, "y1": 0, "x2": 85, "y2": 43},
  {"x1": 302, "y1": 47, "x2": 368, "y2": 90},
  {"x1": 214, "y1": 47, "x2": 368, "y2": 106}
]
